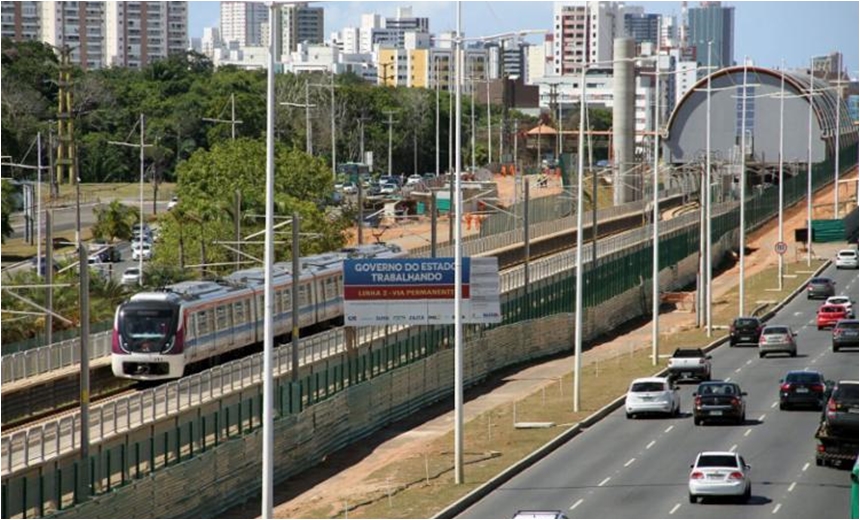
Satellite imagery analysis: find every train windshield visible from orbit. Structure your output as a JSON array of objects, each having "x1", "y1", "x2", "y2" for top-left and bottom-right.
[{"x1": 119, "y1": 304, "x2": 178, "y2": 353}]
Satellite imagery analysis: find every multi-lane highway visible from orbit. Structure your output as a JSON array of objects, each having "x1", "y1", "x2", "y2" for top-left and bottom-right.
[{"x1": 460, "y1": 263, "x2": 858, "y2": 519}]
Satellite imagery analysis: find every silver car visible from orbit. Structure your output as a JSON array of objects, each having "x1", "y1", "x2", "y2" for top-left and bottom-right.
[{"x1": 758, "y1": 325, "x2": 797, "y2": 358}]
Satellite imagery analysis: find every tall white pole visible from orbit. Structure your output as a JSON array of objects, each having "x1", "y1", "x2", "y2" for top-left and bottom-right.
[
  {"x1": 261, "y1": 3, "x2": 277, "y2": 516},
  {"x1": 331, "y1": 73, "x2": 337, "y2": 179},
  {"x1": 738, "y1": 60, "x2": 748, "y2": 317},
  {"x1": 231, "y1": 92, "x2": 237, "y2": 141},
  {"x1": 573, "y1": 65, "x2": 586, "y2": 412},
  {"x1": 705, "y1": 42, "x2": 713, "y2": 336},
  {"x1": 436, "y1": 58, "x2": 441, "y2": 176},
  {"x1": 487, "y1": 79, "x2": 492, "y2": 165},
  {"x1": 453, "y1": 1, "x2": 464, "y2": 485},
  {"x1": 305, "y1": 80, "x2": 312, "y2": 155},
  {"x1": 651, "y1": 66, "x2": 660, "y2": 366},
  {"x1": 806, "y1": 59, "x2": 813, "y2": 266},
  {"x1": 778, "y1": 59, "x2": 785, "y2": 291},
  {"x1": 834, "y1": 53, "x2": 841, "y2": 217},
  {"x1": 36, "y1": 132, "x2": 42, "y2": 271},
  {"x1": 139, "y1": 113, "x2": 145, "y2": 286},
  {"x1": 471, "y1": 70, "x2": 476, "y2": 172}
]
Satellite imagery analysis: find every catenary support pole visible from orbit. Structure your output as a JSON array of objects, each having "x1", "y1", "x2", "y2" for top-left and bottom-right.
[
  {"x1": 291, "y1": 213, "x2": 300, "y2": 382},
  {"x1": 453, "y1": 0, "x2": 464, "y2": 485},
  {"x1": 705, "y1": 41, "x2": 713, "y2": 337},
  {"x1": 738, "y1": 60, "x2": 748, "y2": 317},
  {"x1": 78, "y1": 242, "x2": 90, "y2": 499},
  {"x1": 651, "y1": 66, "x2": 660, "y2": 366}
]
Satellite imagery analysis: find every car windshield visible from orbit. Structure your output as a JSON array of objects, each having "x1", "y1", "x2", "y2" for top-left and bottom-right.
[
  {"x1": 697, "y1": 455, "x2": 739, "y2": 468},
  {"x1": 119, "y1": 306, "x2": 176, "y2": 352},
  {"x1": 631, "y1": 382, "x2": 666, "y2": 392},
  {"x1": 125, "y1": 268, "x2": 140, "y2": 275},
  {"x1": 763, "y1": 327, "x2": 789, "y2": 335},
  {"x1": 829, "y1": 298, "x2": 850, "y2": 304},
  {"x1": 786, "y1": 373, "x2": 822, "y2": 384}
]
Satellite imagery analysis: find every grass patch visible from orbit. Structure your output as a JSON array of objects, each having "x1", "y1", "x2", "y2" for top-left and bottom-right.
[
  {"x1": 43, "y1": 182, "x2": 177, "y2": 206},
  {"x1": 295, "y1": 258, "x2": 824, "y2": 519},
  {"x1": 1, "y1": 229, "x2": 93, "y2": 262}
]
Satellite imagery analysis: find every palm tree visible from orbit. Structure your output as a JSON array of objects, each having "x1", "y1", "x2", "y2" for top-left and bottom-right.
[{"x1": 91, "y1": 200, "x2": 135, "y2": 242}]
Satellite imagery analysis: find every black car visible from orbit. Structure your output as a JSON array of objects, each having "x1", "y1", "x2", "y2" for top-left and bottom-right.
[
  {"x1": 693, "y1": 381, "x2": 747, "y2": 425},
  {"x1": 832, "y1": 319, "x2": 859, "y2": 351},
  {"x1": 824, "y1": 381, "x2": 859, "y2": 436},
  {"x1": 807, "y1": 277, "x2": 836, "y2": 300},
  {"x1": 779, "y1": 370, "x2": 829, "y2": 410},
  {"x1": 91, "y1": 240, "x2": 121, "y2": 263},
  {"x1": 730, "y1": 317, "x2": 762, "y2": 346}
]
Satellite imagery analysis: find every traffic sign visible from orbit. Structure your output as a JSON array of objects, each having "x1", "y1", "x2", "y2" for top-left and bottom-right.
[{"x1": 774, "y1": 241, "x2": 788, "y2": 255}]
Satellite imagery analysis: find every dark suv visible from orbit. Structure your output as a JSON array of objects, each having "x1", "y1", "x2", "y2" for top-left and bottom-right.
[
  {"x1": 693, "y1": 381, "x2": 747, "y2": 425},
  {"x1": 730, "y1": 317, "x2": 762, "y2": 346},
  {"x1": 91, "y1": 240, "x2": 121, "y2": 263},
  {"x1": 779, "y1": 370, "x2": 829, "y2": 410},
  {"x1": 807, "y1": 277, "x2": 836, "y2": 300},
  {"x1": 824, "y1": 381, "x2": 859, "y2": 436},
  {"x1": 832, "y1": 319, "x2": 859, "y2": 352}
]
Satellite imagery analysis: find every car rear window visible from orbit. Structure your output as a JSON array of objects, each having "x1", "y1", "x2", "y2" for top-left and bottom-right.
[
  {"x1": 763, "y1": 327, "x2": 789, "y2": 335},
  {"x1": 631, "y1": 382, "x2": 666, "y2": 392},
  {"x1": 837, "y1": 321, "x2": 858, "y2": 330},
  {"x1": 838, "y1": 251, "x2": 857, "y2": 257},
  {"x1": 834, "y1": 384, "x2": 859, "y2": 403},
  {"x1": 820, "y1": 306, "x2": 844, "y2": 313},
  {"x1": 674, "y1": 349, "x2": 703, "y2": 357},
  {"x1": 735, "y1": 318, "x2": 759, "y2": 327},
  {"x1": 786, "y1": 373, "x2": 822, "y2": 384},
  {"x1": 697, "y1": 455, "x2": 738, "y2": 468},
  {"x1": 810, "y1": 278, "x2": 831, "y2": 284}
]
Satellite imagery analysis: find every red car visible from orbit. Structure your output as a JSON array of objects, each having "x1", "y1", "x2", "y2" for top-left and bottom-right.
[{"x1": 818, "y1": 305, "x2": 849, "y2": 330}]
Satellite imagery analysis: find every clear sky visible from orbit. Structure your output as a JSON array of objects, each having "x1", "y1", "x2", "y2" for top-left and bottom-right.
[{"x1": 187, "y1": 1, "x2": 859, "y2": 77}]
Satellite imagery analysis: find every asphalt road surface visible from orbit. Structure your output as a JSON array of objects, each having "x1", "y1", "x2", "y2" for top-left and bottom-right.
[{"x1": 459, "y1": 263, "x2": 859, "y2": 519}]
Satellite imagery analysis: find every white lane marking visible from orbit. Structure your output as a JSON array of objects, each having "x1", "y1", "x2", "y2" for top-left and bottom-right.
[
  {"x1": 664, "y1": 425, "x2": 674, "y2": 433},
  {"x1": 725, "y1": 377, "x2": 732, "y2": 382},
  {"x1": 669, "y1": 503, "x2": 681, "y2": 515},
  {"x1": 771, "y1": 401, "x2": 778, "y2": 408},
  {"x1": 646, "y1": 440, "x2": 656, "y2": 449},
  {"x1": 735, "y1": 367, "x2": 742, "y2": 373},
  {"x1": 759, "y1": 414, "x2": 767, "y2": 421},
  {"x1": 746, "y1": 359, "x2": 752, "y2": 365},
  {"x1": 788, "y1": 482, "x2": 797, "y2": 492},
  {"x1": 598, "y1": 477, "x2": 611, "y2": 487},
  {"x1": 744, "y1": 428, "x2": 752, "y2": 437},
  {"x1": 569, "y1": 499, "x2": 584, "y2": 510},
  {"x1": 802, "y1": 462, "x2": 810, "y2": 472},
  {"x1": 773, "y1": 503, "x2": 782, "y2": 514},
  {"x1": 804, "y1": 366, "x2": 810, "y2": 371},
  {"x1": 624, "y1": 458, "x2": 636, "y2": 467},
  {"x1": 793, "y1": 312, "x2": 803, "y2": 316},
  {"x1": 729, "y1": 444, "x2": 737, "y2": 452}
]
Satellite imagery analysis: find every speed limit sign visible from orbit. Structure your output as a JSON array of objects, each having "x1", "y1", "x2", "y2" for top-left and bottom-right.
[{"x1": 774, "y1": 241, "x2": 788, "y2": 255}]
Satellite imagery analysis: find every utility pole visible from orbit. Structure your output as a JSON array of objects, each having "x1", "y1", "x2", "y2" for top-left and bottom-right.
[
  {"x1": 436, "y1": 57, "x2": 441, "y2": 177},
  {"x1": 834, "y1": 53, "x2": 842, "y2": 217},
  {"x1": 202, "y1": 92, "x2": 244, "y2": 140},
  {"x1": 56, "y1": 46, "x2": 76, "y2": 185},
  {"x1": 357, "y1": 112, "x2": 371, "y2": 163},
  {"x1": 46, "y1": 210, "x2": 53, "y2": 346},
  {"x1": 384, "y1": 111, "x2": 398, "y2": 177},
  {"x1": 309, "y1": 76, "x2": 341, "y2": 179},
  {"x1": 306, "y1": 81, "x2": 312, "y2": 155},
  {"x1": 486, "y1": 78, "x2": 492, "y2": 165},
  {"x1": 108, "y1": 114, "x2": 153, "y2": 286},
  {"x1": 78, "y1": 242, "x2": 90, "y2": 499}
]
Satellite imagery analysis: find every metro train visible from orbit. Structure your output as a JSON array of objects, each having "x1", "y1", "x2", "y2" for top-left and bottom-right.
[{"x1": 111, "y1": 243, "x2": 406, "y2": 380}]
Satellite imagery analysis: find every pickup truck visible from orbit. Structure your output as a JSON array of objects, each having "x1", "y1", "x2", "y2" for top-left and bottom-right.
[
  {"x1": 815, "y1": 381, "x2": 858, "y2": 468},
  {"x1": 667, "y1": 348, "x2": 712, "y2": 382}
]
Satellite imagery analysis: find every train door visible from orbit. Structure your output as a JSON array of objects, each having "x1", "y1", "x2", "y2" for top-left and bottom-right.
[
  {"x1": 233, "y1": 300, "x2": 250, "y2": 346},
  {"x1": 193, "y1": 309, "x2": 212, "y2": 362},
  {"x1": 298, "y1": 282, "x2": 312, "y2": 328},
  {"x1": 215, "y1": 304, "x2": 233, "y2": 354}
]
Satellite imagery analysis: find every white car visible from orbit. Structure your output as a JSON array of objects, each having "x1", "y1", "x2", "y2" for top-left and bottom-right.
[
  {"x1": 122, "y1": 267, "x2": 141, "y2": 285},
  {"x1": 342, "y1": 182, "x2": 358, "y2": 195},
  {"x1": 624, "y1": 377, "x2": 680, "y2": 418},
  {"x1": 167, "y1": 196, "x2": 179, "y2": 211},
  {"x1": 688, "y1": 451, "x2": 752, "y2": 504},
  {"x1": 406, "y1": 174, "x2": 423, "y2": 186},
  {"x1": 835, "y1": 249, "x2": 858, "y2": 269},
  {"x1": 825, "y1": 296, "x2": 855, "y2": 318},
  {"x1": 131, "y1": 243, "x2": 152, "y2": 261},
  {"x1": 380, "y1": 183, "x2": 398, "y2": 195}
]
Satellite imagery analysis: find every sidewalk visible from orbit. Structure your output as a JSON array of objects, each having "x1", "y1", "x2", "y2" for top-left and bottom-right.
[{"x1": 224, "y1": 170, "x2": 857, "y2": 519}]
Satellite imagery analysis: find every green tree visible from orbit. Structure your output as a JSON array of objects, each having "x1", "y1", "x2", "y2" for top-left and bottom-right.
[
  {"x1": 91, "y1": 200, "x2": 135, "y2": 242},
  {"x1": 1, "y1": 180, "x2": 15, "y2": 242}
]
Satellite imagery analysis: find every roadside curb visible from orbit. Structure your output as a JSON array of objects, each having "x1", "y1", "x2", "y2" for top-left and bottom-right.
[{"x1": 433, "y1": 260, "x2": 833, "y2": 519}]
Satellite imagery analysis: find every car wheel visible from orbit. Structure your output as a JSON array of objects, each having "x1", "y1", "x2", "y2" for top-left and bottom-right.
[
  {"x1": 815, "y1": 456, "x2": 824, "y2": 467},
  {"x1": 626, "y1": 412, "x2": 633, "y2": 419},
  {"x1": 758, "y1": 352, "x2": 764, "y2": 359},
  {"x1": 832, "y1": 345, "x2": 839, "y2": 352},
  {"x1": 742, "y1": 485, "x2": 751, "y2": 502},
  {"x1": 693, "y1": 417, "x2": 701, "y2": 426},
  {"x1": 791, "y1": 350, "x2": 797, "y2": 358},
  {"x1": 739, "y1": 412, "x2": 746, "y2": 424},
  {"x1": 817, "y1": 325, "x2": 822, "y2": 330},
  {"x1": 779, "y1": 402, "x2": 787, "y2": 411},
  {"x1": 689, "y1": 494, "x2": 697, "y2": 504}
]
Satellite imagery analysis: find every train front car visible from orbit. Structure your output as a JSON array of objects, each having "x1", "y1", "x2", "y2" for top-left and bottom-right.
[{"x1": 112, "y1": 293, "x2": 185, "y2": 380}]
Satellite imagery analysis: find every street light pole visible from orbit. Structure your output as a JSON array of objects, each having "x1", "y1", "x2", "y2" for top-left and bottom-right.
[
  {"x1": 574, "y1": 64, "x2": 586, "y2": 413},
  {"x1": 778, "y1": 59, "x2": 785, "y2": 291},
  {"x1": 453, "y1": 0, "x2": 465, "y2": 485},
  {"x1": 385, "y1": 111, "x2": 398, "y2": 177},
  {"x1": 705, "y1": 41, "x2": 713, "y2": 337},
  {"x1": 834, "y1": 53, "x2": 842, "y2": 217},
  {"x1": 738, "y1": 60, "x2": 748, "y2": 317},
  {"x1": 806, "y1": 58, "x2": 813, "y2": 267},
  {"x1": 305, "y1": 80, "x2": 312, "y2": 155},
  {"x1": 487, "y1": 78, "x2": 492, "y2": 166},
  {"x1": 651, "y1": 64, "x2": 660, "y2": 366},
  {"x1": 436, "y1": 57, "x2": 441, "y2": 177}
]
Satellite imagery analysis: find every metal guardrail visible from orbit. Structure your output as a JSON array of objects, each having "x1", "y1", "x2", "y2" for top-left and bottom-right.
[
  {"x1": 1, "y1": 332, "x2": 113, "y2": 384},
  {"x1": 0, "y1": 195, "x2": 728, "y2": 477},
  {"x1": 1, "y1": 190, "x2": 682, "y2": 386}
]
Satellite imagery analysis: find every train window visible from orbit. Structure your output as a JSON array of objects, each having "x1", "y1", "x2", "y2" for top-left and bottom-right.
[
  {"x1": 326, "y1": 278, "x2": 336, "y2": 300},
  {"x1": 299, "y1": 284, "x2": 309, "y2": 307},
  {"x1": 197, "y1": 310, "x2": 210, "y2": 337},
  {"x1": 282, "y1": 289, "x2": 292, "y2": 311},
  {"x1": 184, "y1": 314, "x2": 194, "y2": 341},
  {"x1": 274, "y1": 288, "x2": 284, "y2": 315},
  {"x1": 216, "y1": 305, "x2": 228, "y2": 330},
  {"x1": 233, "y1": 301, "x2": 244, "y2": 323}
]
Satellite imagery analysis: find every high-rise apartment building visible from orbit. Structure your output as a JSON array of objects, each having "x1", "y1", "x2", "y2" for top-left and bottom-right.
[
  {"x1": 487, "y1": 40, "x2": 529, "y2": 80},
  {"x1": 660, "y1": 15, "x2": 677, "y2": 48},
  {"x1": 812, "y1": 51, "x2": 843, "y2": 80},
  {"x1": 220, "y1": 1, "x2": 267, "y2": 47},
  {"x1": 624, "y1": 12, "x2": 660, "y2": 47},
  {"x1": 201, "y1": 27, "x2": 222, "y2": 58},
  {"x1": 39, "y1": 1, "x2": 106, "y2": 70},
  {"x1": 554, "y1": 1, "x2": 622, "y2": 76},
  {"x1": 104, "y1": 2, "x2": 187, "y2": 69},
  {"x1": 1, "y1": 1, "x2": 40, "y2": 42},
  {"x1": 280, "y1": 2, "x2": 323, "y2": 53},
  {"x1": 687, "y1": 2, "x2": 734, "y2": 67}
]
